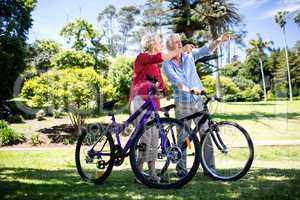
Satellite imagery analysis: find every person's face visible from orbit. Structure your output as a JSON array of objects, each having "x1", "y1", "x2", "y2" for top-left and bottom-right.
[
  {"x1": 152, "y1": 39, "x2": 161, "y2": 52},
  {"x1": 172, "y1": 38, "x2": 182, "y2": 50}
]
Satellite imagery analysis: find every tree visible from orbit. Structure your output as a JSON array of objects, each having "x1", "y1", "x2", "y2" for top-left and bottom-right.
[
  {"x1": 0, "y1": 0, "x2": 37, "y2": 101},
  {"x1": 266, "y1": 48, "x2": 282, "y2": 97},
  {"x1": 128, "y1": 0, "x2": 167, "y2": 51},
  {"x1": 294, "y1": 12, "x2": 300, "y2": 26},
  {"x1": 227, "y1": 24, "x2": 247, "y2": 63},
  {"x1": 142, "y1": 0, "x2": 166, "y2": 33},
  {"x1": 275, "y1": 11, "x2": 293, "y2": 101},
  {"x1": 60, "y1": 18, "x2": 109, "y2": 70},
  {"x1": 293, "y1": 41, "x2": 300, "y2": 55},
  {"x1": 60, "y1": 18, "x2": 99, "y2": 51},
  {"x1": 51, "y1": 49, "x2": 96, "y2": 69},
  {"x1": 193, "y1": 0, "x2": 242, "y2": 97},
  {"x1": 248, "y1": 34, "x2": 273, "y2": 102},
  {"x1": 29, "y1": 39, "x2": 61, "y2": 70},
  {"x1": 117, "y1": 6, "x2": 140, "y2": 54},
  {"x1": 165, "y1": 0, "x2": 206, "y2": 38},
  {"x1": 97, "y1": 4, "x2": 119, "y2": 56}
]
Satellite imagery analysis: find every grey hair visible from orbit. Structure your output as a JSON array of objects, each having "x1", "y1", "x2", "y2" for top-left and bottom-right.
[
  {"x1": 140, "y1": 34, "x2": 160, "y2": 51},
  {"x1": 166, "y1": 33, "x2": 181, "y2": 51}
]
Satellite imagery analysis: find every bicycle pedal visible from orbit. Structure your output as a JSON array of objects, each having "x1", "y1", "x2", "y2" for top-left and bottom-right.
[{"x1": 96, "y1": 170, "x2": 105, "y2": 177}]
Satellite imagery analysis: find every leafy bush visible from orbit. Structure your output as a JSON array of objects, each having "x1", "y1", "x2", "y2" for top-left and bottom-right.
[
  {"x1": 21, "y1": 67, "x2": 115, "y2": 108},
  {"x1": 232, "y1": 75, "x2": 256, "y2": 90},
  {"x1": 51, "y1": 49, "x2": 96, "y2": 69},
  {"x1": 21, "y1": 67, "x2": 116, "y2": 133},
  {"x1": 0, "y1": 126, "x2": 25, "y2": 146},
  {"x1": 240, "y1": 84, "x2": 263, "y2": 101},
  {"x1": 0, "y1": 120, "x2": 8, "y2": 129},
  {"x1": 107, "y1": 56, "x2": 133, "y2": 101},
  {"x1": 29, "y1": 133, "x2": 46, "y2": 146},
  {"x1": 21, "y1": 75, "x2": 49, "y2": 107},
  {"x1": 202, "y1": 75, "x2": 240, "y2": 96},
  {"x1": 267, "y1": 90, "x2": 276, "y2": 100}
]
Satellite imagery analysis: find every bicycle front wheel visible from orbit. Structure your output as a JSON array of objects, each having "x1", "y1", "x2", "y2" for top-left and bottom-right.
[
  {"x1": 75, "y1": 125, "x2": 115, "y2": 184},
  {"x1": 130, "y1": 118, "x2": 200, "y2": 189},
  {"x1": 200, "y1": 121, "x2": 254, "y2": 181}
]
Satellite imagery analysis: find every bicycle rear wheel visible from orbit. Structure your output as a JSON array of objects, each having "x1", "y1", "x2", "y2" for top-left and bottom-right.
[
  {"x1": 130, "y1": 118, "x2": 200, "y2": 189},
  {"x1": 75, "y1": 125, "x2": 114, "y2": 184},
  {"x1": 200, "y1": 121, "x2": 254, "y2": 181}
]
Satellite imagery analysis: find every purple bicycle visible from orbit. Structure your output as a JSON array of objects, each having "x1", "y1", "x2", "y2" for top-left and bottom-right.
[{"x1": 75, "y1": 76, "x2": 201, "y2": 189}]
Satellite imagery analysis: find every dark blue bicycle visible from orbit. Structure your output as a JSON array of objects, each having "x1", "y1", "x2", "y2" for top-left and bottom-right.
[{"x1": 75, "y1": 76, "x2": 201, "y2": 189}]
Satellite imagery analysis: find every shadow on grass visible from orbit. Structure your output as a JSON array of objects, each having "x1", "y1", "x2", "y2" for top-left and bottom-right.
[
  {"x1": 213, "y1": 112, "x2": 300, "y2": 121},
  {"x1": 226, "y1": 102, "x2": 278, "y2": 106},
  {"x1": 0, "y1": 167, "x2": 299, "y2": 200}
]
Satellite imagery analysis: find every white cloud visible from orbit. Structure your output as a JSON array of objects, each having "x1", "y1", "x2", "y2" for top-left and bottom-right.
[
  {"x1": 234, "y1": 0, "x2": 270, "y2": 8},
  {"x1": 259, "y1": 0, "x2": 300, "y2": 19}
]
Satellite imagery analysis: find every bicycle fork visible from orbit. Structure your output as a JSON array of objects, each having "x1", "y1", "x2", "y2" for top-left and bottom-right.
[{"x1": 208, "y1": 124, "x2": 228, "y2": 153}]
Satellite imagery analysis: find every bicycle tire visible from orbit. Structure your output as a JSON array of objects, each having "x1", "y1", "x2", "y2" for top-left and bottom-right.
[
  {"x1": 200, "y1": 121, "x2": 254, "y2": 181},
  {"x1": 75, "y1": 127, "x2": 115, "y2": 184},
  {"x1": 130, "y1": 118, "x2": 200, "y2": 189}
]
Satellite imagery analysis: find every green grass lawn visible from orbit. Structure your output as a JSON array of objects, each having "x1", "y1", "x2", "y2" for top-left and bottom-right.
[
  {"x1": 8, "y1": 100, "x2": 300, "y2": 144},
  {"x1": 85, "y1": 100, "x2": 300, "y2": 143},
  {"x1": 0, "y1": 146, "x2": 300, "y2": 200},
  {"x1": 2, "y1": 100, "x2": 299, "y2": 199}
]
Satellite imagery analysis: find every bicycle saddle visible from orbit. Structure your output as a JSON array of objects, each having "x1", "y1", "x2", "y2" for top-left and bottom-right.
[
  {"x1": 102, "y1": 100, "x2": 118, "y2": 110},
  {"x1": 160, "y1": 104, "x2": 176, "y2": 113}
]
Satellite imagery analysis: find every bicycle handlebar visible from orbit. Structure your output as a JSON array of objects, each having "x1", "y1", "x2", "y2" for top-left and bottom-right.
[
  {"x1": 146, "y1": 74, "x2": 166, "y2": 97},
  {"x1": 188, "y1": 89, "x2": 222, "y2": 104}
]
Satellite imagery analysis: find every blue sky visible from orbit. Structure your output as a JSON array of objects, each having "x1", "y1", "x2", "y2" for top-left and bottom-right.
[{"x1": 28, "y1": 0, "x2": 300, "y2": 59}]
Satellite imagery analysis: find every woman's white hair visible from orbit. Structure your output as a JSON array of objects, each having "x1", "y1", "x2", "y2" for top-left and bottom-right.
[
  {"x1": 166, "y1": 33, "x2": 181, "y2": 50},
  {"x1": 140, "y1": 34, "x2": 160, "y2": 51}
]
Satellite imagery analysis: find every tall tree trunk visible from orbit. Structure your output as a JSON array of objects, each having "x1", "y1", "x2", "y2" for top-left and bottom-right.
[
  {"x1": 258, "y1": 56, "x2": 267, "y2": 102},
  {"x1": 227, "y1": 40, "x2": 231, "y2": 64},
  {"x1": 282, "y1": 27, "x2": 293, "y2": 101},
  {"x1": 211, "y1": 26, "x2": 222, "y2": 98}
]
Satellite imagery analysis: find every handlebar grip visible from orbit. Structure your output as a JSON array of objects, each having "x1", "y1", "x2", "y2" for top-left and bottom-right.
[{"x1": 190, "y1": 89, "x2": 205, "y2": 96}]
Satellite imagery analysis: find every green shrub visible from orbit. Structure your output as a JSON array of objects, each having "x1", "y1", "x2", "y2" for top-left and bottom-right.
[
  {"x1": 202, "y1": 75, "x2": 240, "y2": 96},
  {"x1": 21, "y1": 67, "x2": 116, "y2": 133},
  {"x1": 0, "y1": 120, "x2": 8, "y2": 129},
  {"x1": 201, "y1": 75, "x2": 216, "y2": 95},
  {"x1": 107, "y1": 56, "x2": 133, "y2": 101},
  {"x1": 21, "y1": 75, "x2": 49, "y2": 107},
  {"x1": 29, "y1": 133, "x2": 44, "y2": 146},
  {"x1": 240, "y1": 84, "x2": 263, "y2": 101},
  {"x1": 51, "y1": 49, "x2": 96, "y2": 69},
  {"x1": 21, "y1": 67, "x2": 115, "y2": 109},
  {"x1": 267, "y1": 90, "x2": 276, "y2": 100},
  {"x1": 0, "y1": 127, "x2": 25, "y2": 146}
]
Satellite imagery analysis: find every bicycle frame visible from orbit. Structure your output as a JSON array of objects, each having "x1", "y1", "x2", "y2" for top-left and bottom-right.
[{"x1": 89, "y1": 94, "x2": 168, "y2": 158}]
